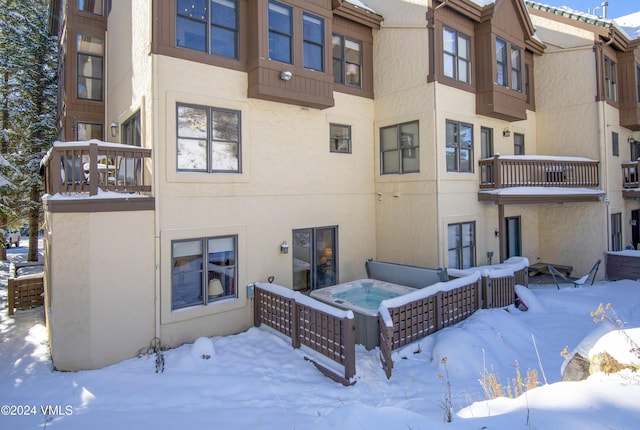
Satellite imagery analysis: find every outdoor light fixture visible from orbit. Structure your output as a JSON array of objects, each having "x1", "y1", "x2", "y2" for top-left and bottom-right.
[
  {"x1": 502, "y1": 128, "x2": 510, "y2": 137},
  {"x1": 110, "y1": 122, "x2": 118, "y2": 137},
  {"x1": 629, "y1": 136, "x2": 637, "y2": 144},
  {"x1": 280, "y1": 70, "x2": 293, "y2": 81},
  {"x1": 280, "y1": 241, "x2": 289, "y2": 254}
]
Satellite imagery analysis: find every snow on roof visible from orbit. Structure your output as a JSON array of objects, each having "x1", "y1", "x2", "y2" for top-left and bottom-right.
[
  {"x1": 484, "y1": 154, "x2": 597, "y2": 162},
  {"x1": 344, "y1": 0, "x2": 377, "y2": 14},
  {"x1": 43, "y1": 189, "x2": 151, "y2": 200}
]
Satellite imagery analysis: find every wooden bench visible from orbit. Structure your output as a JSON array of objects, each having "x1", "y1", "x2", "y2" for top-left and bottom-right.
[{"x1": 528, "y1": 262, "x2": 573, "y2": 277}]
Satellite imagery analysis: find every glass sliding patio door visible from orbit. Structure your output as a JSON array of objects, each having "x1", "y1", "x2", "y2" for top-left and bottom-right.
[{"x1": 292, "y1": 226, "x2": 337, "y2": 291}]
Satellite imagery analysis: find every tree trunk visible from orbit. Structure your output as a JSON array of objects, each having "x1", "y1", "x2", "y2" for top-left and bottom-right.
[{"x1": 27, "y1": 187, "x2": 40, "y2": 262}]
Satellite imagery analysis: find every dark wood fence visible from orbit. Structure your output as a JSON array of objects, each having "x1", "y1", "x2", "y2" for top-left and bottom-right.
[
  {"x1": 378, "y1": 273, "x2": 482, "y2": 378},
  {"x1": 254, "y1": 283, "x2": 356, "y2": 385},
  {"x1": 479, "y1": 155, "x2": 599, "y2": 189},
  {"x1": 8, "y1": 274, "x2": 44, "y2": 316},
  {"x1": 605, "y1": 251, "x2": 640, "y2": 281},
  {"x1": 378, "y1": 266, "x2": 527, "y2": 378}
]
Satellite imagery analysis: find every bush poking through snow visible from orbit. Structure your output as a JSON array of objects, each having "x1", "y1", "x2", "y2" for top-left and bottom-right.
[{"x1": 479, "y1": 361, "x2": 540, "y2": 399}]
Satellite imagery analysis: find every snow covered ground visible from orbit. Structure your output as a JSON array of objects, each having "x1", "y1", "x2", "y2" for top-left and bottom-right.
[{"x1": 1, "y1": 240, "x2": 640, "y2": 429}]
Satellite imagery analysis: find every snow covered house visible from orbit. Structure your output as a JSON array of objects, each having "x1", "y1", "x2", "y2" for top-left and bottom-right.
[{"x1": 42, "y1": 0, "x2": 640, "y2": 371}]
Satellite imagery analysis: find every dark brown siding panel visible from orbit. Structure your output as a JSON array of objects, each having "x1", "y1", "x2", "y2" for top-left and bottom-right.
[{"x1": 618, "y1": 50, "x2": 640, "y2": 131}]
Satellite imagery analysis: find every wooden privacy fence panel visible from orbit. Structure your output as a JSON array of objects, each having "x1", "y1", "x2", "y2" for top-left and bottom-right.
[
  {"x1": 8, "y1": 274, "x2": 44, "y2": 316},
  {"x1": 253, "y1": 283, "x2": 356, "y2": 385},
  {"x1": 378, "y1": 275, "x2": 481, "y2": 379},
  {"x1": 483, "y1": 275, "x2": 516, "y2": 309},
  {"x1": 253, "y1": 286, "x2": 293, "y2": 338},
  {"x1": 514, "y1": 267, "x2": 528, "y2": 287}
]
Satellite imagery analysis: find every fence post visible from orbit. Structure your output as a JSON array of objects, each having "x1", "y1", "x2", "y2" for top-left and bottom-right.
[
  {"x1": 343, "y1": 316, "x2": 356, "y2": 380},
  {"x1": 253, "y1": 286, "x2": 261, "y2": 327},
  {"x1": 435, "y1": 292, "x2": 443, "y2": 330},
  {"x1": 483, "y1": 276, "x2": 493, "y2": 309},
  {"x1": 8, "y1": 278, "x2": 15, "y2": 316},
  {"x1": 88, "y1": 142, "x2": 99, "y2": 196},
  {"x1": 291, "y1": 301, "x2": 300, "y2": 349},
  {"x1": 493, "y1": 154, "x2": 502, "y2": 188}
]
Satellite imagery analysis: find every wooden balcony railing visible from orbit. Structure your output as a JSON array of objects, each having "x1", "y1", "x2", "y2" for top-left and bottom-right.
[
  {"x1": 42, "y1": 141, "x2": 152, "y2": 196},
  {"x1": 479, "y1": 154, "x2": 600, "y2": 189},
  {"x1": 622, "y1": 160, "x2": 639, "y2": 189}
]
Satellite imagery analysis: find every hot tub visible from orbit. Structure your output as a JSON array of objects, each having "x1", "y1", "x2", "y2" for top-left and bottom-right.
[{"x1": 310, "y1": 279, "x2": 416, "y2": 349}]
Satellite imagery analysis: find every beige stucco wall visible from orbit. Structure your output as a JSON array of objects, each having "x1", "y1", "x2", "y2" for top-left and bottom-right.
[
  {"x1": 44, "y1": 207, "x2": 155, "y2": 371},
  {"x1": 151, "y1": 56, "x2": 377, "y2": 348}
]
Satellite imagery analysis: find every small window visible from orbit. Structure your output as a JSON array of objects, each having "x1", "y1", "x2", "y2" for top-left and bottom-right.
[
  {"x1": 447, "y1": 222, "x2": 476, "y2": 269},
  {"x1": 514, "y1": 133, "x2": 525, "y2": 155},
  {"x1": 612, "y1": 132, "x2": 619, "y2": 157},
  {"x1": 268, "y1": 1, "x2": 293, "y2": 64},
  {"x1": 332, "y1": 35, "x2": 362, "y2": 88},
  {"x1": 446, "y1": 120, "x2": 473, "y2": 172},
  {"x1": 380, "y1": 121, "x2": 419, "y2": 175},
  {"x1": 76, "y1": 122, "x2": 103, "y2": 140},
  {"x1": 77, "y1": 34, "x2": 104, "y2": 101},
  {"x1": 443, "y1": 26, "x2": 471, "y2": 84},
  {"x1": 172, "y1": 236, "x2": 237, "y2": 310},
  {"x1": 630, "y1": 137, "x2": 640, "y2": 161},
  {"x1": 511, "y1": 46, "x2": 522, "y2": 92},
  {"x1": 176, "y1": 0, "x2": 239, "y2": 59},
  {"x1": 177, "y1": 103, "x2": 240, "y2": 173},
  {"x1": 122, "y1": 111, "x2": 141, "y2": 147},
  {"x1": 330, "y1": 124, "x2": 351, "y2": 153},
  {"x1": 496, "y1": 38, "x2": 508, "y2": 87},
  {"x1": 303, "y1": 12, "x2": 324, "y2": 72},
  {"x1": 604, "y1": 56, "x2": 617, "y2": 102},
  {"x1": 78, "y1": 0, "x2": 103, "y2": 15},
  {"x1": 636, "y1": 64, "x2": 640, "y2": 103}
]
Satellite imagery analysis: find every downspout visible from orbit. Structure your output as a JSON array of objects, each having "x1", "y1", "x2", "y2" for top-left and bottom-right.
[
  {"x1": 427, "y1": 4, "x2": 444, "y2": 268},
  {"x1": 597, "y1": 37, "x2": 612, "y2": 253},
  {"x1": 151, "y1": 24, "x2": 161, "y2": 343}
]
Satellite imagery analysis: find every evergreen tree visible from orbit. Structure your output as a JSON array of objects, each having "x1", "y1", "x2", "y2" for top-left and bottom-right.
[{"x1": 0, "y1": 0, "x2": 57, "y2": 261}]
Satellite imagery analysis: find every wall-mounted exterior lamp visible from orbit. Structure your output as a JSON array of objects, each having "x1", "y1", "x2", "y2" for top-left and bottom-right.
[
  {"x1": 280, "y1": 70, "x2": 293, "y2": 81},
  {"x1": 110, "y1": 122, "x2": 118, "y2": 137},
  {"x1": 629, "y1": 136, "x2": 637, "y2": 145},
  {"x1": 280, "y1": 241, "x2": 289, "y2": 254},
  {"x1": 494, "y1": 229, "x2": 500, "y2": 237},
  {"x1": 502, "y1": 128, "x2": 510, "y2": 137}
]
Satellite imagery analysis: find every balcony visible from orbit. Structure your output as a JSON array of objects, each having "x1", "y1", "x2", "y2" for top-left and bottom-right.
[
  {"x1": 622, "y1": 160, "x2": 640, "y2": 198},
  {"x1": 41, "y1": 140, "x2": 154, "y2": 213},
  {"x1": 478, "y1": 155, "x2": 603, "y2": 204}
]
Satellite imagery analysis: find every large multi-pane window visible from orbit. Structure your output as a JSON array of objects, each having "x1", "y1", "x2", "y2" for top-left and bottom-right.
[
  {"x1": 446, "y1": 120, "x2": 473, "y2": 172},
  {"x1": 448, "y1": 222, "x2": 475, "y2": 270},
  {"x1": 172, "y1": 236, "x2": 237, "y2": 310},
  {"x1": 611, "y1": 213, "x2": 622, "y2": 251},
  {"x1": 177, "y1": 103, "x2": 240, "y2": 172},
  {"x1": 443, "y1": 27, "x2": 471, "y2": 84},
  {"x1": 604, "y1": 56, "x2": 617, "y2": 102},
  {"x1": 630, "y1": 137, "x2": 640, "y2": 161},
  {"x1": 77, "y1": 34, "x2": 103, "y2": 101},
  {"x1": 176, "y1": 0, "x2": 239, "y2": 59},
  {"x1": 511, "y1": 46, "x2": 522, "y2": 92},
  {"x1": 496, "y1": 38, "x2": 508, "y2": 87},
  {"x1": 76, "y1": 122, "x2": 103, "y2": 140},
  {"x1": 268, "y1": 0, "x2": 293, "y2": 64},
  {"x1": 78, "y1": 0, "x2": 103, "y2": 15},
  {"x1": 303, "y1": 12, "x2": 324, "y2": 71},
  {"x1": 380, "y1": 121, "x2": 420, "y2": 174},
  {"x1": 332, "y1": 35, "x2": 362, "y2": 88}
]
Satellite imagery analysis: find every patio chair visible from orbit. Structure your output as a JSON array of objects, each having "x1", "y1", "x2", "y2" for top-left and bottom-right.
[{"x1": 548, "y1": 259, "x2": 601, "y2": 290}]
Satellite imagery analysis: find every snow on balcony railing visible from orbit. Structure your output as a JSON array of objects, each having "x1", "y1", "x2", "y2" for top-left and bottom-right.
[
  {"x1": 42, "y1": 140, "x2": 152, "y2": 196},
  {"x1": 479, "y1": 154, "x2": 599, "y2": 189}
]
